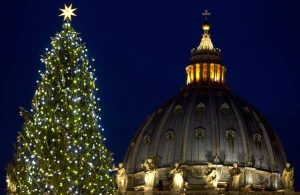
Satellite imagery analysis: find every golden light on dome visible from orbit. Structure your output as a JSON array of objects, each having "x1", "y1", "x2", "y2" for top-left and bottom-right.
[
  {"x1": 186, "y1": 63, "x2": 224, "y2": 84},
  {"x1": 59, "y1": 4, "x2": 77, "y2": 21},
  {"x1": 197, "y1": 10, "x2": 214, "y2": 51},
  {"x1": 201, "y1": 10, "x2": 211, "y2": 31},
  {"x1": 202, "y1": 23, "x2": 211, "y2": 31},
  {"x1": 185, "y1": 11, "x2": 226, "y2": 86},
  {"x1": 203, "y1": 63, "x2": 208, "y2": 81},
  {"x1": 196, "y1": 64, "x2": 200, "y2": 82},
  {"x1": 210, "y1": 64, "x2": 215, "y2": 81}
]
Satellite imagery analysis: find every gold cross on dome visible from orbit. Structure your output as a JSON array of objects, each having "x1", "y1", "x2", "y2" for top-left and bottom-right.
[
  {"x1": 202, "y1": 10, "x2": 211, "y2": 20},
  {"x1": 59, "y1": 4, "x2": 77, "y2": 21}
]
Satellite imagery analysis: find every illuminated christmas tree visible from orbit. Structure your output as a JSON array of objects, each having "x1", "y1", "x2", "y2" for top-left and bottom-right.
[{"x1": 6, "y1": 4, "x2": 115, "y2": 194}]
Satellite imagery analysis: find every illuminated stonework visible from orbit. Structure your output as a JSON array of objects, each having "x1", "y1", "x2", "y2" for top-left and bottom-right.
[
  {"x1": 123, "y1": 164, "x2": 283, "y2": 192},
  {"x1": 117, "y1": 11, "x2": 293, "y2": 194},
  {"x1": 112, "y1": 163, "x2": 128, "y2": 192},
  {"x1": 186, "y1": 17, "x2": 226, "y2": 86},
  {"x1": 141, "y1": 157, "x2": 157, "y2": 192},
  {"x1": 186, "y1": 63, "x2": 225, "y2": 85},
  {"x1": 169, "y1": 162, "x2": 184, "y2": 191}
]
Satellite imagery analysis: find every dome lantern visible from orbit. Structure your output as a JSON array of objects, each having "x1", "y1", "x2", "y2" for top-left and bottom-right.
[
  {"x1": 198, "y1": 10, "x2": 213, "y2": 51},
  {"x1": 186, "y1": 10, "x2": 226, "y2": 86}
]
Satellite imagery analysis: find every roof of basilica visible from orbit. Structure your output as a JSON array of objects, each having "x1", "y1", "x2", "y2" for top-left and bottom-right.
[
  {"x1": 124, "y1": 85, "x2": 287, "y2": 173},
  {"x1": 123, "y1": 16, "x2": 287, "y2": 176}
]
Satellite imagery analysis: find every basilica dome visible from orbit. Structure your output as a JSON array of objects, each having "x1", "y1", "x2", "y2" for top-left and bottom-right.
[
  {"x1": 124, "y1": 86, "x2": 287, "y2": 173},
  {"x1": 121, "y1": 16, "x2": 288, "y2": 192}
]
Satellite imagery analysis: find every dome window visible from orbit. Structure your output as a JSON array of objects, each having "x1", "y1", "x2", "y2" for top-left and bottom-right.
[
  {"x1": 253, "y1": 133, "x2": 262, "y2": 143},
  {"x1": 165, "y1": 129, "x2": 175, "y2": 140},
  {"x1": 244, "y1": 106, "x2": 251, "y2": 113},
  {"x1": 143, "y1": 135, "x2": 151, "y2": 144},
  {"x1": 226, "y1": 129, "x2": 235, "y2": 139},
  {"x1": 194, "y1": 127, "x2": 205, "y2": 138},
  {"x1": 157, "y1": 108, "x2": 163, "y2": 114},
  {"x1": 199, "y1": 91, "x2": 207, "y2": 96},
  {"x1": 196, "y1": 102, "x2": 206, "y2": 113},
  {"x1": 226, "y1": 129, "x2": 236, "y2": 152},
  {"x1": 220, "y1": 102, "x2": 230, "y2": 114},
  {"x1": 174, "y1": 105, "x2": 183, "y2": 115}
]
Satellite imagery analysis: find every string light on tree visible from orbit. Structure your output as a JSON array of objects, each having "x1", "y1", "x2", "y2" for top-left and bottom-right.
[{"x1": 6, "y1": 3, "x2": 115, "y2": 194}]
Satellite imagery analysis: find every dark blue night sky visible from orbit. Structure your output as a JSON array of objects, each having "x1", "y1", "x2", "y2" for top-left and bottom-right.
[{"x1": 1, "y1": 0, "x2": 300, "y2": 192}]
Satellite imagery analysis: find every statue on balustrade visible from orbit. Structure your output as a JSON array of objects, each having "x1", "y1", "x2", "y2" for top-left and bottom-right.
[
  {"x1": 204, "y1": 162, "x2": 218, "y2": 189},
  {"x1": 229, "y1": 163, "x2": 242, "y2": 191},
  {"x1": 281, "y1": 163, "x2": 294, "y2": 191},
  {"x1": 169, "y1": 162, "x2": 184, "y2": 191},
  {"x1": 141, "y1": 157, "x2": 157, "y2": 191},
  {"x1": 112, "y1": 162, "x2": 128, "y2": 192}
]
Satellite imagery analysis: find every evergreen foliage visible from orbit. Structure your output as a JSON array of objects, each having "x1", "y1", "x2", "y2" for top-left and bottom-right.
[{"x1": 6, "y1": 22, "x2": 115, "y2": 194}]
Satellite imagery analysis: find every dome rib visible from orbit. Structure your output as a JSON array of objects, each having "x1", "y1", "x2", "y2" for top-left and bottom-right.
[
  {"x1": 150, "y1": 99, "x2": 176, "y2": 165},
  {"x1": 181, "y1": 90, "x2": 198, "y2": 163},
  {"x1": 224, "y1": 91, "x2": 251, "y2": 165},
  {"x1": 124, "y1": 111, "x2": 156, "y2": 173},
  {"x1": 252, "y1": 110, "x2": 277, "y2": 170},
  {"x1": 209, "y1": 88, "x2": 219, "y2": 161}
]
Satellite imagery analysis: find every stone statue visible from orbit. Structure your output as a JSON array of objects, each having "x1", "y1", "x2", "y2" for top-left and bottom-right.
[
  {"x1": 112, "y1": 163, "x2": 128, "y2": 192},
  {"x1": 6, "y1": 163, "x2": 16, "y2": 194},
  {"x1": 141, "y1": 157, "x2": 157, "y2": 191},
  {"x1": 229, "y1": 163, "x2": 242, "y2": 191},
  {"x1": 204, "y1": 162, "x2": 218, "y2": 189},
  {"x1": 281, "y1": 163, "x2": 294, "y2": 190},
  {"x1": 181, "y1": 182, "x2": 188, "y2": 195},
  {"x1": 6, "y1": 174, "x2": 16, "y2": 194},
  {"x1": 169, "y1": 162, "x2": 184, "y2": 190}
]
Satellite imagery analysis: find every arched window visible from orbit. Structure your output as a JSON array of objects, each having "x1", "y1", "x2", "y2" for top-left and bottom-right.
[
  {"x1": 196, "y1": 102, "x2": 206, "y2": 113},
  {"x1": 243, "y1": 106, "x2": 251, "y2": 113},
  {"x1": 226, "y1": 129, "x2": 235, "y2": 139},
  {"x1": 194, "y1": 127, "x2": 205, "y2": 139},
  {"x1": 143, "y1": 134, "x2": 151, "y2": 144},
  {"x1": 174, "y1": 104, "x2": 183, "y2": 115},
  {"x1": 183, "y1": 92, "x2": 189, "y2": 98},
  {"x1": 253, "y1": 133, "x2": 262, "y2": 150},
  {"x1": 165, "y1": 129, "x2": 175, "y2": 140},
  {"x1": 220, "y1": 102, "x2": 230, "y2": 114},
  {"x1": 226, "y1": 128, "x2": 236, "y2": 153},
  {"x1": 253, "y1": 133, "x2": 262, "y2": 143},
  {"x1": 157, "y1": 108, "x2": 163, "y2": 114}
]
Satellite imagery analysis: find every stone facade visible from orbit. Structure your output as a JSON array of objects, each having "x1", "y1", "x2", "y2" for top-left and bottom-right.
[{"x1": 117, "y1": 14, "x2": 293, "y2": 194}]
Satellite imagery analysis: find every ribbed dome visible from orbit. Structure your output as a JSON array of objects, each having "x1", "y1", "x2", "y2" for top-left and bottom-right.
[
  {"x1": 124, "y1": 85, "x2": 287, "y2": 174},
  {"x1": 121, "y1": 15, "x2": 289, "y2": 192}
]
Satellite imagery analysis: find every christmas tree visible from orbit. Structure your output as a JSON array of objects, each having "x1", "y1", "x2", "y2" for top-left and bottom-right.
[{"x1": 6, "y1": 4, "x2": 115, "y2": 194}]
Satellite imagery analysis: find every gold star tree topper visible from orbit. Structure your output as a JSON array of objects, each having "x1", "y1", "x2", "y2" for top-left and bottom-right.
[{"x1": 59, "y1": 4, "x2": 77, "y2": 21}]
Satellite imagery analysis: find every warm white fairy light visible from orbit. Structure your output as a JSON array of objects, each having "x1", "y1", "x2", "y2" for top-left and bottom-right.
[{"x1": 7, "y1": 6, "x2": 115, "y2": 194}]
